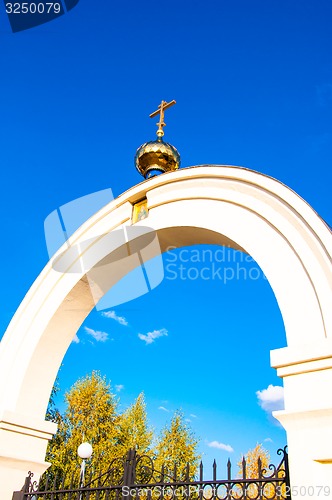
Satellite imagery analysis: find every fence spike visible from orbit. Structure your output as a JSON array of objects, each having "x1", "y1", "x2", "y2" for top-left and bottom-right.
[
  {"x1": 227, "y1": 458, "x2": 231, "y2": 481},
  {"x1": 242, "y1": 456, "x2": 246, "y2": 480},
  {"x1": 43, "y1": 474, "x2": 49, "y2": 490},
  {"x1": 98, "y1": 467, "x2": 103, "y2": 486},
  {"x1": 213, "y1": 459, "x2": 217, "y2": 481},
  {"x1": 199, "y1": 461, "x2": 203, "y2": 481},
  {"x1": 185, "y1": 462, "x2": 190, "y2": 481},
  {"x1": 69, "y1": 471, "x2": 74, "y2": 488},
  {"x1": 258, "y1": 456, "x2": 262, "y2": 479}
]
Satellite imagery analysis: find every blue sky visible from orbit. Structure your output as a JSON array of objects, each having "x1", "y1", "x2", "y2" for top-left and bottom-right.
[{"x1": 0, "y1": 0, "x2": 331, "y2": 471}]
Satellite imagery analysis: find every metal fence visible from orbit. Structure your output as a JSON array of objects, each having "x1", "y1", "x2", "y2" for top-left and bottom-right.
[{"x1": 13, "y1": 446, "x2": 291, "y2": 500}]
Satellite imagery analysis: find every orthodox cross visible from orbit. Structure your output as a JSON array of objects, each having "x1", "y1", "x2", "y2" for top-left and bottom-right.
[{"x1": 149, "y1": 100, "x2": 176, "y2": 137}]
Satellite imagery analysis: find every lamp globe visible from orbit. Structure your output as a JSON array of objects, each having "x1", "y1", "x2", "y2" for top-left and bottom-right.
[{"x1": 77, "y1": 442, "x2": 93, "y2": 460}]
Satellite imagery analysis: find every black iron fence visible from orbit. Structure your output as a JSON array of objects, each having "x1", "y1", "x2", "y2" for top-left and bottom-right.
[{"x1": 13, "y1": 446, "x2": 291, "y2": 500}]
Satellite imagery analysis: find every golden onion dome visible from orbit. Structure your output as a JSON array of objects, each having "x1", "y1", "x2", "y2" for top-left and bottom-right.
[
  {"x1": 135, "y1": 99, "x2": 181, "y2": 179},
  {"x1": 135, "y1": 137, "x2": 181, "y2": 179}
]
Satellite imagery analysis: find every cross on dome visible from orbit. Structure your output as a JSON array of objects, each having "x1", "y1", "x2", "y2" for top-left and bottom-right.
[
  {"x1": 134, "y1": 99, "x2": 180, "y2": 179},
  {"x1": 149, "y1": 100, "x2": 176, "y2": 138}
]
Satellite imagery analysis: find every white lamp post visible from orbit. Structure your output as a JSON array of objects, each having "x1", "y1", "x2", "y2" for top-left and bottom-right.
[{"x1": 77, "y1": 442, "x2": 93, "y2": 490}]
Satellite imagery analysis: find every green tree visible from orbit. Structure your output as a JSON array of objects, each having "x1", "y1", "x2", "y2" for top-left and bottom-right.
[
  {"x1": 46, "y1": 371, "x2": 118, "y2": 482},
  {"x1": 45, "y1": 376, "x2": 61, "y2": 423},
  {"x1": 116, "y1": 392, "x2": 153, "y2": 456},
  {"x1": 154, "y1": 411, "x2": 200, "y2": 480}
]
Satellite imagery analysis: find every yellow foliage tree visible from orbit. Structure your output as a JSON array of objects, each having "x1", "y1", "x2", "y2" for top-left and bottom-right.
[
  {"x1": 238, "y1": 443, "x2": 270, "y2": 478},
  {"x1": 45, "y1": 376, "x2": 201, "y2": 490},
  {"x1": 154, "y1": 411, "x2": 200, "y2": 481},
  {"x1": 116, "y1": 392, "x2": 153, "y2": 456},
  {"x1": 237, "y1": 444, "x2": 280, "y2": 499},
  {"x1": 46, "y1": 371, "x2": 119, "y2": 483}
]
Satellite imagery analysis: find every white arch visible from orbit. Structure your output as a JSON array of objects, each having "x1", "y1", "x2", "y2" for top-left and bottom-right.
[{"x1": 1, "y1": 165, "x2": 332, "y2": 498}]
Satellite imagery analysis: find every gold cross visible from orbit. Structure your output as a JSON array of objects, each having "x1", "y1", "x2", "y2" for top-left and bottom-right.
[{"x1": 149, "y1": 100, "x2": 176, "y2": 137}]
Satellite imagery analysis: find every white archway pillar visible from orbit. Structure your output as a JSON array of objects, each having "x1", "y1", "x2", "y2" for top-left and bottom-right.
[{"x1": 1, "y1": 166, "x2": 331, "y2": 498}]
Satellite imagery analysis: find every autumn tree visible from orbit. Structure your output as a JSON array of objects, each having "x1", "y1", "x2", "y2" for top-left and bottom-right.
[
  {"x1": 237, "y1": 444, "x2": 275, "y2": 499},
  {"x1": 45, "y1": 375, "x2": 202, "y2": 489},
  {"x1": 116, "y1": 392, "x2": 153, "y2": 456},
  {"x1": 154, "y1": 411, "x2": 200, "y2": 480},
  {"x1": 238, "y1": 443, "x2": 270, "y2": 477},
  {"x1": 46, "y1": 371, "x2": 118, "y2": 481}
]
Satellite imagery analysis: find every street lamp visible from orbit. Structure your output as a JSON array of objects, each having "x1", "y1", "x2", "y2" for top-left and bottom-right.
[{"x1": 77, "y1": 442, "x2": 93, "y2": 489}]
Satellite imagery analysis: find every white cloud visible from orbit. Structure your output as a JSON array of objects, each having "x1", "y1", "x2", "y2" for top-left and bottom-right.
[
  {"x1": 158, "y1": 406, "x2": 170, "y2": 412},
  {"x1": 72, "y1": 334, "x2": 80, "y2": 344},
  {"x1": 264, "y1": 438, "x2": 273, "y2": 443},
  {"x1": 115, "y1": 384, "x2": 124, "y2": 392},
  {"x1": 84, "y1": 326, "x2": 109, "y2": 342},
  {"x1": 138, "y1": 328, "x2": 168, "y2": 345},
  {"x1": 256, "y1": 385, "x2": 284, "y2": 413},
  {"x1": 185, "y1": 418, "x2": 192, "y2": 423},
  {"x1": 102, "y1": 310, "x2": 128, "y2": 326},
  {"x1": 208, "y1": 441, "x2": 234, "y2": 453},
  {"x1": 190, "y1": 414, "x2": 198, "y2": 418}
]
